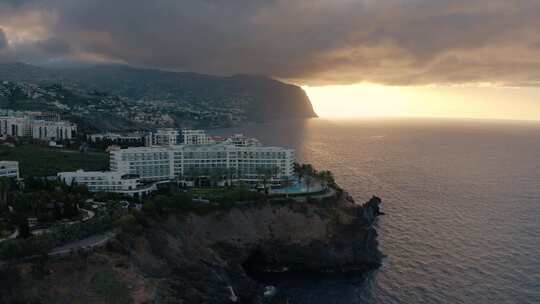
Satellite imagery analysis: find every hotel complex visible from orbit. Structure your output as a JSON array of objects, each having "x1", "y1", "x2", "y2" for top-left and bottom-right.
[
  {"x1": 57, "y1": 130, "x2": 295, "y2": 195},
  {"x1": 0, "y1": 111, "x2": 77, "y2": 141},
  {"x1": 110, "y1": 130, "x2": 295, "y2": 184}
]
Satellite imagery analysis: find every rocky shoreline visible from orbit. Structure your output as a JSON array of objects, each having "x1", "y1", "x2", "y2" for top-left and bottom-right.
[
  {"x1": 124, "y1": 192, "x2": 383, "y2": 303},
  {"x1": 0, "y1": 190, "x2": 383, "y2": 303}
]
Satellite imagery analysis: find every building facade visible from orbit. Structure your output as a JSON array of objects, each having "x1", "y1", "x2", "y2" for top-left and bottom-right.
[
  {"x1": 88, "y1": 132, "x2": 145, "y2": 145},
  {"x1": 31, "y1": 120, "x2": 77, "y2": 140},
  {"x1": 0, "y1": 117, "x2": 31, "y2": 137},
  {"x1": 182, "y1": 129, "x2": 211, "y2": 145},
  {"x1": 109, "y1": 130, "x2": 295, "y2": 183},
  {"x1": 57, "y1": 170, "x2": 155, "y2": 196},
  {"x1": 0, "y1": 161, "x2": 19, "y2": 179},
  {"x1": 0, "y1": 113, "x2": 77, "y2": 141},
  {"x1": 145, "y1": 129, "x2": 180, "y2": 146}
]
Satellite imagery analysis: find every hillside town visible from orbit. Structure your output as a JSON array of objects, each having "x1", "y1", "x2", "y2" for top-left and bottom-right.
[{"x1": 0, "y1": 79, "x2": 251, "y2": 131}]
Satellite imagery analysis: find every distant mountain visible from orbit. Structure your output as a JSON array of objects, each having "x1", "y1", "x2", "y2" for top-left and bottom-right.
[{"x1": 0, "y1": 63, "x2": 317, "y2": 131}]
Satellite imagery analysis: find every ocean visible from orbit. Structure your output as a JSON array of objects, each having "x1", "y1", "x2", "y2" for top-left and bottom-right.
[{"x1": 212, "y1": 118, "x2": 540, "y2": 304}]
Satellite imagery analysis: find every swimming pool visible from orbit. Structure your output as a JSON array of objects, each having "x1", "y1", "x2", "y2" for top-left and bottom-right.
[{"x1": 270, "y1": 178, "x2": 324, "y2": 194}]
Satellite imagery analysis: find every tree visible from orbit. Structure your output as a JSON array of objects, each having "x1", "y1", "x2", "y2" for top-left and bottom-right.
[
  {"x1": 224, "y1": 167, "x2": 236, "y2": 186},
  {"x1": 0, "y1": 177, "x2": 11, "y2": 211},
  {"x1": 318, "y1": 170, "x2": 335, "y2": 188},
  {"x1": 255, "y1": 167, "x2": 265, "y2": 185},
  {"x1": 304, "y1": 175, "x2": 315, "y2": 194},
  {"x1": 183, "y1": 168, "x2": 199, "y2": 187},
  {"x1": 14, "y1": 213, "x2": 31, "y2": 239},
  {"x1": 209, "y1": 168, "x2": 224, "y2": 187}
]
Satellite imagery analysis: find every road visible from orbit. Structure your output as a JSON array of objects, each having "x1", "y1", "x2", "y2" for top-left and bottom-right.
[{"x1": 50, "y1": 231, "x2": 116, "y2": 256}]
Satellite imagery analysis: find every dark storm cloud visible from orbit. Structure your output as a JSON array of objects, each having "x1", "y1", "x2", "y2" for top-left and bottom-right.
[
  {"x1": 0, "y1": 28, "x2": 7, "y2": 50},
  {"x1": 2, "y1": 0, "x2": 540, "y2": 85},
  {"x1": 36, "y1": 37, "x2": 71, "y2": 55}
]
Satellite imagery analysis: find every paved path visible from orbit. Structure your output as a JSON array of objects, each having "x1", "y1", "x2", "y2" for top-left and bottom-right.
[
  {"x1": 0, "y1": 231, "x2": 116, "y2": 269},
  {"x1": 80, "y1": 208, "x2": 96, "y2": 222},
  {"x1": 0, "y1": 229, "x2": 19, "y2": 243},
  {"x1": 50, "y1": 231, "x2": 116, "y2": 256}
]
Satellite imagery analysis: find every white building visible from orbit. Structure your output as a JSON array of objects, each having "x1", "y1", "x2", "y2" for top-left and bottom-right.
[
  {"x1": 224, "y1": 134, "x2": 261, "y2": 147},
  {"x1": 0, "y1": 117, "x2": 30, "y2": 137},
  {"x1": 57, "y1": 170, "x2": 155, "y2": 197},
  {"x1": 88, "y1": 132, "x2": 145, "y2": 145},
  {"x1": 109, "y1": 130, "x2": 295, "y2": 184},
  {"x1": 0, "y1": 113, "x2": 76, "y2": 141},
  {"x1": 182, "y1": 129, "x2": 212, "y2": 145},
  {"x1": 145, "y1": 129, "x2": 180, "y2": 146},
  {"x1": 0, "y1": 161, "x2": 19, "y2": 179},
  {"x1": 31, "y1": 120, "x2": 77, "y2": 140},
  {"x1": 110, "y1": 146, "x2": 172, "y2": 181}
]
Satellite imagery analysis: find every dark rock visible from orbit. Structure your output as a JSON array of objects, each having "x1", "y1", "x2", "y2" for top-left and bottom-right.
[{"x1": 124, "y1": 193, "x2": 383, "y2": 303}]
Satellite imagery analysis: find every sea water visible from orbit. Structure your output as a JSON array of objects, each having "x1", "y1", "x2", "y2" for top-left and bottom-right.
[{"x1": 212, "y1": 118, "x2": 540, "y2": 304}]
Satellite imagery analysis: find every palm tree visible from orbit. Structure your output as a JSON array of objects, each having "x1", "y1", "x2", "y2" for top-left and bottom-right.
[
  {"x1": 0, "y1": 177, "x2": 10, "y2": 211},
  {"x1": 184, "y1": 168, "x2": 200, "y2": 187},
  {"x1": 255, "y1": 167, "x2": 265, "y2": 185},
  {"x1": 224, "y1": 167, "x2": 235, "y2": 187},
  {"x1": 318, "y1": 170, "x2": 334, "y2": 188},
  {"x1": 255, "y1": 167, "x2": 269, "y2": 192},
  {"x1": 304, "y1": 175, "x2": 315, "y2": 194},
  {"x1": 209, "y1": 168, "x2": 224, "y2": 187}
]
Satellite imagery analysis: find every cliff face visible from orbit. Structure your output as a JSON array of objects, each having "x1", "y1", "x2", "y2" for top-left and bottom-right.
[
  {"x1": 127, "y1": 194, "x2": 382, "y2": 303},
  {"x1": 0, "y1": 193, "x2": 382, "y2": 304}
]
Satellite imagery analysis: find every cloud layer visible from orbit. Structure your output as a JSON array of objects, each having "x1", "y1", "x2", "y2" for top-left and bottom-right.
[{"x1": 1, "y1": 0, "x2": 540, "y2": 85}]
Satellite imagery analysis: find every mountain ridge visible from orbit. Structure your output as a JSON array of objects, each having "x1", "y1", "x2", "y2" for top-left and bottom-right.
[{"x1": 0, "y1": 62, "x2": 317, "y2": 131}]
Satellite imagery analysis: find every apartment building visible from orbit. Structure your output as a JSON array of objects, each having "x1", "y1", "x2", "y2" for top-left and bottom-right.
[{"x1": 0, "y1": 112, "x2": 77, "y2": 141}]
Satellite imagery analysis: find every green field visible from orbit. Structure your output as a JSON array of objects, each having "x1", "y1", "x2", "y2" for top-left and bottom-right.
[{"x1": 0, "y1": 144, "x2": 108, "y2": 177}]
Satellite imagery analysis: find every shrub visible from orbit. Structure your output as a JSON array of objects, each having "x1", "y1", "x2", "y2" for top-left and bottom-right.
[
  {"x1": 91, "y1": 271, "x2": 131, "y2": 304},
  {"x1": 114, "y1": 214, "x2": 142, "y2": 235}
]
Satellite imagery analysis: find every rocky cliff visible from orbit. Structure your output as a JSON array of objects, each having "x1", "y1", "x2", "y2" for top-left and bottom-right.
[
  {"x1": 0, "y1": 192, "x2": 382, "y2": 304},
  {"x1": 125, "y1": 194, "x2": 383, "y2": 303}
]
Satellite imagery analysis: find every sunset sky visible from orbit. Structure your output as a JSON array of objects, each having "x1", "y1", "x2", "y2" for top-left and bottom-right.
[{"x1": 2, "y1": 1, "x2": 540, "y2": 120}]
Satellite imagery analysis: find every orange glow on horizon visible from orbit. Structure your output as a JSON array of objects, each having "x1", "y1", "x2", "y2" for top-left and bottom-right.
[{"x1": 303, "y1": 83, "x2": 540, "y2": 121}]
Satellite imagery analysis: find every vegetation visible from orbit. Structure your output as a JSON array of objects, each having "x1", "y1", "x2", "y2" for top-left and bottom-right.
[
  {"x1": 114, "y1": 214, "x2": 143, "y2": 236},
  {"x1": 9, "y1": 178, "x2": 89, "y2": 222},
  {"x1": 91, "y1": 271, "x2": 131, "y2": 304},
  {"x1": 0, "y1": 213, "x2": 115, "y2": 260},
  {"x1": 0, "y1": 234, "x2": 56, "y2": 260},
  {"x1": 0, "y1": 144, "x2": 108, "y2": 177},
  {"x1": 0, "y1": 176, "x2": 16, "y2": 212},
  {"x1": 182, "y1": 167, "x2": 237, "y2": 187},
  {"x1": 138, "y1": 186, "x2": 266, "y2": 218},
  {"x1": 187, "y1": 186, "x2": 264, "y2": 203},
  {"x1": 0, "y1": 179, "x2": 117, "y2": 260},
  {"x1": 295, "y1": 163, "x2": 337, "y2": 187}
]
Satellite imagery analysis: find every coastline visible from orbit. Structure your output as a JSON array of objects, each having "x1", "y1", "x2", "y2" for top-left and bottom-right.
[{"x1": 0, "y1": 186, "x2": 383, "y2": 303}]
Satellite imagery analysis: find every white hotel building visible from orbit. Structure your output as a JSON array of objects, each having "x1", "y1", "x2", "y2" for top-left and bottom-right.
[
  {"x1": 110, "y1": 130, "x2": 295, "y2": 184},
  {"x1": 57, "y1": 170, "x2": 156, "y2": 196}
]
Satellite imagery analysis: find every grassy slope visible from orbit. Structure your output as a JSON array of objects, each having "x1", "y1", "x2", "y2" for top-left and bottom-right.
[{"x1": 0, "y1": 145, "x2": 109, "y2": 177}]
